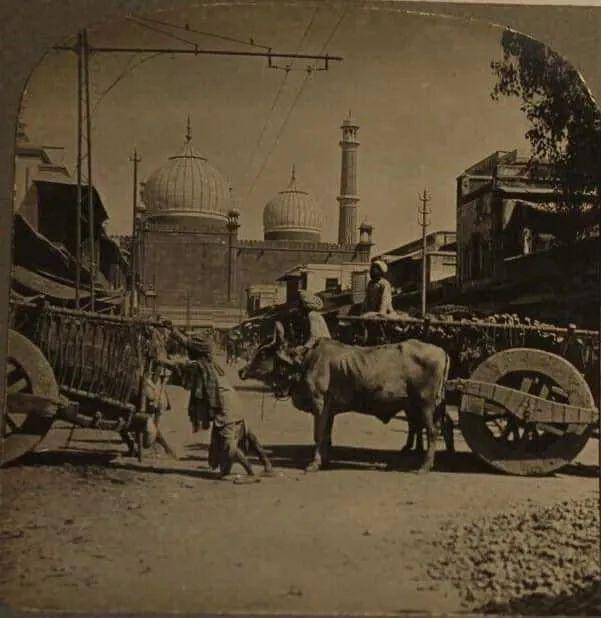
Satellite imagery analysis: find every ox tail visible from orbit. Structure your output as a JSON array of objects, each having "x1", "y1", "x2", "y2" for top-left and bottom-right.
[
  {"x1": 436, "y1": 351, "x2": 450, "y2": 408},
  {"x1": 436, "y1": 352, "x2": 455, "y2": 453}
]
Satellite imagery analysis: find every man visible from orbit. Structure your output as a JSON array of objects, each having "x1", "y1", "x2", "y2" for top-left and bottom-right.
[
  {"x1": 362, "y1": 260, "x2": 395, "y2": 317},
  {"x1": 297, "y1": 289, "x2": 331, "y2": 348},
  {"x1": 161, "y1": 332, "x2": 273, "y2": 480}
]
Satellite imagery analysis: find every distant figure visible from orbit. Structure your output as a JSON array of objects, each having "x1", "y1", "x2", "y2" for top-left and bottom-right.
[
  {"x1": 226, "y1": 336, "x2": 236, "y2": 365},
  {"x1": 362, "y1": 260, "x2": 395, "y2": 317}
]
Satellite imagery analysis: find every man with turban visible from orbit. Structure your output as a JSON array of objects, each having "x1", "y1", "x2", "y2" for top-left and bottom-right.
[
  {"x1": 160, "y1": 331, "x2": 273, "y2": 480},
  {"x1": 297, "y1": 289, "x2": 331, "y2": 349},
  {"x1": 362, "y1": 260, "x2": 395, "y2": 316}
]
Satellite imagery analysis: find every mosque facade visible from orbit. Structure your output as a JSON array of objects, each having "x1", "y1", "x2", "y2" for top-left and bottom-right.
[{"x1": 137, "y1": 115, "x2": 373, "y2": 327}]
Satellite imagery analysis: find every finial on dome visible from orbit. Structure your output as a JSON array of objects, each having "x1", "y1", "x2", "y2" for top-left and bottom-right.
[
  {"x1": 287, "y1": 164, "x2": 298, "y2": 191},
  {"x1": 185, "y1": 114, "x2": 192, "y2": 143}
]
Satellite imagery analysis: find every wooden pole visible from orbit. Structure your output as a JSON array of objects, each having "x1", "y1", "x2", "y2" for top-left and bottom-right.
[
  {"x1": 418, "y1": 189, "x2": 431, "y2": 317},
  {"x1": 75, "y1": 31, "x2": 83, "y2": 309},
  {"x1": 83, "y1": 29, "x2": 96, "y2": 311},
  {"x1": 129, "y1": 149, "x2": 141, "y2": 316}
]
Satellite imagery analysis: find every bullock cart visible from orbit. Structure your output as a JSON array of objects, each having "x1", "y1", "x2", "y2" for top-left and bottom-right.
[
  {"x1": 2, "y1": 300, "x2": 161, "y2": 466},
  {"x1": 333, "y1": 314, "x2": 600, "y2": 476}
]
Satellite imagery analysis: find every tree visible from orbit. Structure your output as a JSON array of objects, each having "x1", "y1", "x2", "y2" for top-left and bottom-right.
[{"x1": 491, "y1": 30, "x2": 601, "y2": 241}]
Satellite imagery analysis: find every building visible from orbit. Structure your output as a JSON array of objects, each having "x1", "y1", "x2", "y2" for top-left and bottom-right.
[
  {"x1": 376, "y1": 231, "x2": 456, "y2": 291},
  {"x1": 456, "y1": 150, "x2": 599, "y2": 326},
  {"x1": 12, "y1": 125, "x2": 128, "y2": 307},
  {"x1": 277, "y1": 260, "x2": 372, "y2": 305},
  {"x1": 137, "y1": 114, "x2": 373, "y2": 329}
]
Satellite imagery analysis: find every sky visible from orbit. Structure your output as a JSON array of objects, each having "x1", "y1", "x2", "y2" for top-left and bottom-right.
[{"x1": 20, "y1": 2, "x2": 531, "y2": 254}]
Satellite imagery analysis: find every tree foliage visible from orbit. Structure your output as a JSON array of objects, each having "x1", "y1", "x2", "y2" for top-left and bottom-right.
[{"x1": 491, "y1": 30, "x2": 601, "y2": 233}]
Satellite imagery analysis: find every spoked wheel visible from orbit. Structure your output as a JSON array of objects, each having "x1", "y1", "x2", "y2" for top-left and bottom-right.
[
  {"x1": 2, "y1": 330, "x2": 58, "y2": 465},
  {"x1": 459, "y1": 348, "x2": 596, "y2": 476}
]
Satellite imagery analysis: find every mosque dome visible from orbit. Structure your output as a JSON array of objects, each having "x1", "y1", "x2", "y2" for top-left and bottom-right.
[
  {"x1": 263, "y1": 166, "x2": 324, "y2": 242},
  {"x1": 141, "y1": 120, "x2": 231, "y2": 221}
]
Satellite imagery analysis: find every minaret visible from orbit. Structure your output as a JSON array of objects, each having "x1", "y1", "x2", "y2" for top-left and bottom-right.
[{"x1": 337, "y1": 111, "x2": 360, "y2": 245}]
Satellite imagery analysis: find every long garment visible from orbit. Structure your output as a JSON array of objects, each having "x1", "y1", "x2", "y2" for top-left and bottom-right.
[
  {"x1": 363, "y1": 277, "x2": 395, "y2": 315},
  {"x1": 304, "y1": 310, "x2": 332, "y2": 348}
]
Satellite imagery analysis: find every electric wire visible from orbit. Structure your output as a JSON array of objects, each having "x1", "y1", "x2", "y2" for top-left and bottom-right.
[
  {"x1": 243, "y1": 5, "x2": 320, "y2": 188},
  {"x1": 246, "y1": 5, "x2": 349, "y2": 198},
  {"x1": 132, "y1": 13, "x2": 270, "y2": 50}
]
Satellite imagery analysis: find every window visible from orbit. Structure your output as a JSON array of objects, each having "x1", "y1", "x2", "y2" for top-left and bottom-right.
[{"x1": 325, "y1": 277, "x2": 339, "y2": 292}]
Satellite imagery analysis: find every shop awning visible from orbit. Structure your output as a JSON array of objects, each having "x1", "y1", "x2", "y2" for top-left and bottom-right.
[{"x1": 11, "y1": 265, "x2": 90, "y2": 302}]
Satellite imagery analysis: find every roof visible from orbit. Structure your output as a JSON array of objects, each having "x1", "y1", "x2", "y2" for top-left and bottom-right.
[
  {"x1": 12, "y1": 265, "x2": 90, "y2": 301},
  {"x1": 496, "y1": 182, "x2": 557, "y2": 195},
  {"x1": 33, "y1": 179, "x2": 109, "y2": 224}
]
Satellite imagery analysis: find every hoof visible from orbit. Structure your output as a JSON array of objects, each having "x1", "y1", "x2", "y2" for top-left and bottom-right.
[
  {"x1": 304, "y1": 462, "x2": 320, "y2": 473},
  {"x1": 415, "y1": 465, "x2": 433, "y2": 475},
  {"x1": 261, "y1": 469, "x2": 276, "y2": 478}
]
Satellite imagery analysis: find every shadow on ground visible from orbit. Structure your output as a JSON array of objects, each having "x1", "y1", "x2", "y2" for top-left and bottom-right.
[
  {"x1": 479, "y1": 580, "x2": 601, "y2": 615},
  {"x1": 17, "y1": 440, "x2": 591, "y2": 479}
]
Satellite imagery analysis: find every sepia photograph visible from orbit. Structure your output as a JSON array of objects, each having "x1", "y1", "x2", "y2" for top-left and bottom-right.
[{"x1": 1, "y1": 0, "x2": 600, "y2": 615}]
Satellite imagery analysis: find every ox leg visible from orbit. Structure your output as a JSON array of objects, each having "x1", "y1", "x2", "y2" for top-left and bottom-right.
[
  {"x1": 417, "y1": 404, "x2": 438, "y2": 474},
  {"x1": 307, "y1": 407, "x2": 331, "y2": 473},
  {"x1": 401, "y1": 420, "x2": 417, "y2": 455},
  {"x1": 441, "y1": 408, "x2": 455, "y2": 454}
]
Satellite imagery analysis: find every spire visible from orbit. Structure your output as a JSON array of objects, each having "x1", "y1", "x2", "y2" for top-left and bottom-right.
[
  {"x1": 185, "y1": 114, "x2": 192, "y2": 143},
  {"x1": 287, "y1": 164, "x2": 298, "y2": 191}
]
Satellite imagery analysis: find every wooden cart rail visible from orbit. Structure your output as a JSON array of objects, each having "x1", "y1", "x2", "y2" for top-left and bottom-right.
[
  {"x1": 9, "y1": 300, "x2": 160, "y2": 414},
  {"x1": 337, "y1": 314, "x2": 599, "y2": 337}
]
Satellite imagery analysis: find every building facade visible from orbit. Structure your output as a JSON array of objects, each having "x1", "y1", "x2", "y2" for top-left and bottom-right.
[
  {"x1": 456, "y1": 150, "x2": 599, "y2": 326},
  {"x1": 137, "y1": 115, "x2": 373, "y2": 328}
]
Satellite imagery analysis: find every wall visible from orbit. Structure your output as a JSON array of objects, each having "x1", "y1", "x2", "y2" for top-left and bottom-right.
[{"x1": 237, "y1": 242, "x2": 363, "y2": 304}]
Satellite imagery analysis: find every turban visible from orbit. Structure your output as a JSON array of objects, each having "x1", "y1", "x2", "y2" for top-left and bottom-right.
[
  {"x1": 298, "y1": 290, "x2": 324, "y2": 311},
  {"x1": 372, "y1": 260, "x2": 388, "y2": 274}
]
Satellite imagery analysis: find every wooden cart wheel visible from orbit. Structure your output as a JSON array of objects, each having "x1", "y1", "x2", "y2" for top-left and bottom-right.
[
  {"x1": 458, "y1": 348, "x2": 595, "y2": 476},
  {"x1": 1, "y1": 330, "x2": 58, "y2": 465}
]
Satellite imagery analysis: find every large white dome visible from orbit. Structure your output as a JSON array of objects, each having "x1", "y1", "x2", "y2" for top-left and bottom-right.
[
  {"x1": 263, "y1": 167, "x2": 324, "y2": 241},
  {"x1": 141, "y1": 129, "x2": 231, "y2": 220}
]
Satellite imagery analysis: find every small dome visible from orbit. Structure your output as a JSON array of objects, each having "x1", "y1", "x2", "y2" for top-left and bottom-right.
[
  {"x1": 263, "y1": 166, "x2": 324, "y2": 241},
  {"x1": 141, "y1": 120, "x2": 231, "y2": 220}
]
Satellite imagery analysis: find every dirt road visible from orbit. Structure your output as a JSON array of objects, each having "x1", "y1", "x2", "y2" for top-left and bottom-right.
[{"x1": 1, "y1": 355, "x2": 599, "y2": 614}]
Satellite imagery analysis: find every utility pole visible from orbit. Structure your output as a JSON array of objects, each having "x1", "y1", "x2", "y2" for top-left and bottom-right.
[
  {"x1": 185, "y1": 291, "x2": 191, "y2": 333},
  {"x1": 75, "y1": 32, "x2": 83, "y2": 309},
  {"x1": 418, "y1": 188, "x2": 431, "y2": 317},
  {"x1": 129, "y1": 149, "x2": 141, "y2": 316},
  {"x1": 83, "y1": 29, "x2": 96, "y2": 312}
]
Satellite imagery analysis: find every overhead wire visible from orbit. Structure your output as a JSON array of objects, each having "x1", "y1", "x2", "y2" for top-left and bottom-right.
[
  {"x1": 243, "y1": 5, "x2": 320, "y2": 189},
  {"x1": 126, "y1": 16, "x2": 200, "y2": 48},
  {"x1": 92, "y1": 52, "x2": 162, "y2": 114},
  {"x1": 246, "y1": 4, "x2": 350, "y2": 198},
  {"x1": 132, "y1": 13, "x2": 270, "y2": 50}
]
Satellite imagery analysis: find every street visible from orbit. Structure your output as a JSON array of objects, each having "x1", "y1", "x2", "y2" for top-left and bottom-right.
[{"x1": 1, "y1": 354, "x2": 599, "y2": 614}]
